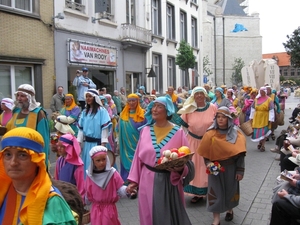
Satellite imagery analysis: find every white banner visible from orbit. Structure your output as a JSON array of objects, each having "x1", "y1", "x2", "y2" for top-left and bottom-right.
[{"x1": 69, "y1": 40, "x2": 117, "y2": 67}]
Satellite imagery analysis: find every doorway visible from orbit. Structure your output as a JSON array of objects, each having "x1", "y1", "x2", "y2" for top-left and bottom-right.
[{"x1": 125, "y1": 72, "x2": 142, "y2": 94}]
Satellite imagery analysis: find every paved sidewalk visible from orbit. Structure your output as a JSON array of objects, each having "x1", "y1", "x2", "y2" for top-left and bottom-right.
[{"x1": 116, "y1": 96, "x2": 299, "y2": 225}]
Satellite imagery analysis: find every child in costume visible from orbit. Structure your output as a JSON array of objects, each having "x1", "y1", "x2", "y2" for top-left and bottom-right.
[
  {"x1": 85, "y1": 146, "x2": 133, "y2": 225},
  {"x1": 55, "y1": 133, "x2": 85, "y2": 202}
]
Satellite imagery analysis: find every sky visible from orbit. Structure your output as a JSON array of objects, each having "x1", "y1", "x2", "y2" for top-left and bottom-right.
[{"x1": 249, "y1": 0, "x2": 300, "y2": 54}]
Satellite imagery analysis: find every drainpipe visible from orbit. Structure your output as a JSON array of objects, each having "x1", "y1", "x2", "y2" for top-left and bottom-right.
[
  {"x1": 213, "y1": 16, "x2": 217, "y2": 86},
  {"x1": 222, "y1": 17, "x2": 225, "y2": 85}
]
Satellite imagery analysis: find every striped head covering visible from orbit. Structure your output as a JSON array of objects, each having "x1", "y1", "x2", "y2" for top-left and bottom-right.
[
  {"x1": 84, "y1": 89, "x2": 102, "y2": 106},
  {"x1": 58, "y1": 134, "x2": 83, "y2": 166},
  {"x1": 86, "y1": 146, "x2": 116, "y2": 189},
  {"x1": 0, "y1": 127, "x2": 51, "y2": 225},
  {"x1": 15, "y1": 84, "x2": 40, "y2": 111},
  {"x1": 120, "y1": 94, "x2": 145, "y2": 122}
]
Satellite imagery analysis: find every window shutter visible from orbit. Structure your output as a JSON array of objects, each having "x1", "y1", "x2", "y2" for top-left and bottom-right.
[{"x1": 95, "y1": 0, "x2": 107, "y2": 13}]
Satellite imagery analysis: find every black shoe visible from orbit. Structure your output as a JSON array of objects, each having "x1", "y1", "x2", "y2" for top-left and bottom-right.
[{"x1": 225, "y1": 211, "x2": 234, "y2": 221}]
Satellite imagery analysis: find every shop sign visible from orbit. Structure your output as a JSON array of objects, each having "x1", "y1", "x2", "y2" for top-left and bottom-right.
[{"x1": 68, "y1": 39, "x2": 117, "y2": 67}]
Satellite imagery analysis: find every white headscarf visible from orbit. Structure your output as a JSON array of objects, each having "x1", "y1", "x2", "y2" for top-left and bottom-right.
[
  {"x1": 84, "y1": 89, "x2": 103, "y2": 106},
  {"x1": 1, "y1": 98, "x2": 14, "y2": 110},
  {"x1": 14, "y1": 84, "x2": 40, "y2": 111},
  {"x1": 178, "y1": 86, "x2": 209, "y2": 114},
  {"x1": 86, "y1": 146, "x2": 116, "y2": 189}
]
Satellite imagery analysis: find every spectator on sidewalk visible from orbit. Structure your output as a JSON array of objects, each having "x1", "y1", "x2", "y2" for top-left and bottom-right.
[
  {"x1": 72, "y1": 67, "x2": 96, "y2": 110},
  {"x1": 112, "y1": 90, "x2": 122, "y2": 115},
  {"x1": 119, "y1": 87, "x2": 127, "y2": 110},
  {"x1": 50, "y1": 86, "x2": 65, "y2": 113}
]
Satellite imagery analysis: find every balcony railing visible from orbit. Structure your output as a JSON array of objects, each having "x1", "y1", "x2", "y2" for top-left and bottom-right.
[
  {"x1": 121, "y1": 23, "x2": 152, "y2": 46},
  {"x1": 65, "y1": 0, "x2": 85, "y2": 14}
]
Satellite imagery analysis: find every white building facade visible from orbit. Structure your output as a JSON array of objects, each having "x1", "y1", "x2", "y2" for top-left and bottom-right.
[{"x1": 53, "y1": 0, "x2": 152, "y2": 95}]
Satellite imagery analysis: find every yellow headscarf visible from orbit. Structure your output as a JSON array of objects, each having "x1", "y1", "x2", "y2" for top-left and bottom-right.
[
  {"x1": 120, "y1": 94, "x2": 145, "y2": 122},
  {"x1": 64, "y1": 94, "x2": 77, "y2": 111},
  {"x1": 0, "y1": 127, "x2": 51, "y2": 225}
]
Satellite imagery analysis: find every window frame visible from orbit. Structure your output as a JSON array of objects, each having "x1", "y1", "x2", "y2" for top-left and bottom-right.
[
  {"x1": 167, "y1": 56, "x2": 176, "y2": 88},
  {"x1": 191, "y1": 17, "x2": 198, "y2": 47},
  {"x1": 166, "y1": 3, "x2": 175, "y2": 40},
  {"x1": 152, "y1": 0, "x2": 161, "y2": 36},
  {"x1": 0, "y1": 0, "x2": 39, "y2": 17},
  {"x1": 0, "y1": 64, "x2": 35, "y2": 99},
  {"x1": 180, "y1": 10, "x2": 187, "y2": 41},
  {"x1": 152, "y1": 53, "x2": 163, "y2": 93}
]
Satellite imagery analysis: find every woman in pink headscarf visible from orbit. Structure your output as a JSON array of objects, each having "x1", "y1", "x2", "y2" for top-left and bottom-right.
[
  {"x1": 249, "y1": 86, "x2": 275, "y2": 152},
  {"x1": 55, "y1": 133, "x2": 85, "y2": 202},
  {"x1": 0, "y1": 98, "x2": 14, "y2": 126}
]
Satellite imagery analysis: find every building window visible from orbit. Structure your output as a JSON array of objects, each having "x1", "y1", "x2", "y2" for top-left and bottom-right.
[
  {"x1": 167, "y1": 57, "x2": 176, "y2": 88},
  {"x1": 126, "y1": 0, "x2": 135, "y2": 24},
  {"x1": 95, "y1": 0, "x2": 112, "y2": 14},
  {"x1": 0, "y1": 0, "x2": 36, "y2": 13},
  {"x1": 191, "y1": 17, "x2": 198, "y2": 47},
  {"x1": 166, "y1": 3, "x2": 175, "y2": 40},
  {"x1": 291, "y1": 68, "x2": 295, "y2": 76},
  {"x1": 153, "y1": 54, "x2": 163, "y2": 93},
  {"x1": 297, "y1": 69, "x2": 300, "y2": 76},
  {"x1": 65, "y1": 0, "x2": 85, "y2": 13},
  {"x1": 283, "y1": 69, "x2": 288, "y2": 76},
  {"x1": 152, "y1": 0, "x2": 161, "y2": 36},
  {"x1": 191, "y1": 0, "x2": 197, "y2": 3},
  {"x1": 0, "y1": 64, "x2": 34, "y2": 99},
  {"x1": 180, "y1": 11, "x2": 187, "y2": 41},
  {"x1": 181, "y1": 69, "x2": 188, "y2": 88}
]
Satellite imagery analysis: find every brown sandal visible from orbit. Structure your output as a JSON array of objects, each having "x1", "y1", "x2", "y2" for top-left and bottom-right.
[
  {"x1": 260, "y1": 146, "x2": 265, "y2": 152},
  {"x1": 191, "y1": 196, "x2": 203, "y2": 203}
]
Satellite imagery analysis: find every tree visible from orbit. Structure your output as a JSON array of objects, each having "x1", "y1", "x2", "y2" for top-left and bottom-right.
[
  {"x1": 175, "y1": 40, "x2": 196, "y2": 88},
  {"x1": 283, "y1": 27, "x2": 300, "y2": 67},
  {"x1": 231, "y1": 57, "x2": 245, "y2": 86}
]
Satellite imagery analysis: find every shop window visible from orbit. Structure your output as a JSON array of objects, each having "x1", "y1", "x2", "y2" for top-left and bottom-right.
[{"x1": 0, "y1": 64, "x2": 33, "y2": 99}]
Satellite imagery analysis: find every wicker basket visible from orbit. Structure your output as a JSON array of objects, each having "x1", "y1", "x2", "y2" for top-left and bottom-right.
[
  {"x1": 82, "y1": 211, "x2": 90, "y2": 224},
  {"x1": 240, "y1": 120, "x2": 253, "y2": 136},
  {"x1": 155, "y1": 153, "x2": 194, "y2": 170}
]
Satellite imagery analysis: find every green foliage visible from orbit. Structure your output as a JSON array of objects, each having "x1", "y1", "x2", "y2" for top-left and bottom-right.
[
  {"x1": 175, "y1": 40, "x2": 196, "y2": 88},
  {"x1": 175, "y1": 40, "x2": 196, "y2": 70},
  {"x1": 283, "y1": 27, "x2": 300, "y2": 68},
  {"x1": 203, "y1": 55, "x2": 213, "y2": 76},
  {"x1": 280, "y1": 75, "x2": 285, "y2": 82},
  {"x1": 231, "y1": 57, "x2": 245, "y2": 85}
]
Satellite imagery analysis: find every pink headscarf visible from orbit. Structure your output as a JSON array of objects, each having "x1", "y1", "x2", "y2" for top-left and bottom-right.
[{"x1": 58, "y1": 134, "x2": 83, "y2": 166}]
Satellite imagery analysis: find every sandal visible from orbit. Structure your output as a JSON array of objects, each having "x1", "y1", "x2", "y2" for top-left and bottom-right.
[
  {"x1": 260, "y1": 146, "x2": 265, "y2": 152},
  {"x1": 257, "y1": 141, "x2": 262, "y2": 150},
  {"x1": 271, "y1": 133, "x2": 276, "y2": 140},
  {"x1": 191, "y1": 196, "x2": 203, "y2": 203}
]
